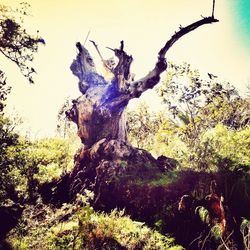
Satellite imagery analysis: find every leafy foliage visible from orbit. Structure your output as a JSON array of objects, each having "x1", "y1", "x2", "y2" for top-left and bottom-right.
[
  {"x1": 127, "y1": 101, "x2": 164, "y2": 150},
  {"x1": 203, "y1": 124, "x2": 250, "y2": 168},
  {"x1": 0, "y1": 2, "x2": 44, "y2": 83},
  {"x1": 156, "y1": 62, "x2": 248, "y2": 136},
  {"x1": 8, "y1": 192, "x2": 183, "y2": 250},
  {"x1": 0, "y1": 115, "x2": 76, "y2": 205},
  {"x1": 127, "y1": 63, "x2": 250, "y2": 170},
  {"x1": 0, "y1": 115, "x2": 20, "y2": 204},
  {"x1": 0, "y1": 1, "x2": 46, "y2": 204},
  {"x1": 0, "y1": 70, "x2": 11, "y2": 113}
]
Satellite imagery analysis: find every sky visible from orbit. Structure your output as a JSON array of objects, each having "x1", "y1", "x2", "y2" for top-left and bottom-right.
[{"x1": 1, "y1": 0, "x2": 250, "y2": 138}]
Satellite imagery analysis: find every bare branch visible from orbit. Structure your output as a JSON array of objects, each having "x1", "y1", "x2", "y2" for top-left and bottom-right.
[
  {"x1": 158, "y1": 16, "x2": 219, "y2": 59},
  {"x1": 0, "y1": 48, "x2": 20, "y2": 66},
  {"x1": 126, "y1": 16, "x2": 219, "y2": 100},
  {"x1": 106, "y1": 47, "x2": 115, "y2": 52}
]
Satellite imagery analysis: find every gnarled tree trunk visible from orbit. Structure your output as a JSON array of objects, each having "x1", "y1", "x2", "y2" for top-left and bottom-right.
[
  {"x1": 38, "y1": 14, "x2": 220, "y2": 243},
  {"x1": 66, "y1": 16, "x2": 218, "y2": 149},
  {"x1": 40, "y1": 10, "x2": 248, "y2": 249},
  {"x1": 38, "y1": 14, "x2": 218, "y2": 209},
  {"x1": 60, "y1": 15, "x2": 219, "y2": 203}
]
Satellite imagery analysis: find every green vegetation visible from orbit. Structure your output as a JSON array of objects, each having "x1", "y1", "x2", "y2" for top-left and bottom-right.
[
  {"x1": 133, "y1": 172, "x2": 179, "y2": 187},
  {"x1": 0, "y1": 133, "x2": 77, "y2": 205},
  {"x1": 1, "y1": 61, "x2": 249, "y2": 249},
  {"x1": 128, "y1": 62, "x2": 250, "y2": 172},
  {"x1": 0, "y1": 2, "x2": 44, "y2": 83},
  {"x1": 0, "y1": 3, "x2": 249, "y2": 248},
  {"x1": 8, "y1": 193, "x2": 183, "y2": 250},
  {"x1": 0, "y1": 105, "x2": 77, "y2": 206}
]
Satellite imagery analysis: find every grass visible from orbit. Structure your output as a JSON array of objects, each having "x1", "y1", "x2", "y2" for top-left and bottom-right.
[{"x1": 132, "y1": 171, "x2": 180, "y2": 187}]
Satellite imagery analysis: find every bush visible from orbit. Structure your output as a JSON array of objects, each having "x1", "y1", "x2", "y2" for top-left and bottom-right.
[{"x1": 8, "y1": 192, "x2": 183, "y2": 250}]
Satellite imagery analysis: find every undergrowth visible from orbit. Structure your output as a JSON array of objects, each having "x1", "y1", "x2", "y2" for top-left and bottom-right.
[{"x1": 8, "y1": 191, "x2": 183, "y2": 250}]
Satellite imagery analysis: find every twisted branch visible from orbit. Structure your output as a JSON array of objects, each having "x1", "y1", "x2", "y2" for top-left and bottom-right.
[{"x1": 158, "y1": 16, "x2": 219, "y2": 59}]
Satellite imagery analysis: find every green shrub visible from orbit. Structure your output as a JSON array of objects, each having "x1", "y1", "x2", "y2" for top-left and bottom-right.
[{"x1": 8, "y1": 192, "x2": 183, "y2": 250}]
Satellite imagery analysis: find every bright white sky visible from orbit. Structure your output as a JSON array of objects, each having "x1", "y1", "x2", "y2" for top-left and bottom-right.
[{"x1": 2, "y1": 0, "x2": 250, "y2": 138}]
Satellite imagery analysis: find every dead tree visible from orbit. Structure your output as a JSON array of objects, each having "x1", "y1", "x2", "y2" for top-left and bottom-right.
[
  {"x1": 67, "y1": 16, "x2": 218, "y2": 148},
  {"x1": 49, "y1": 9, "x2": 220, "y2": 205}
]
